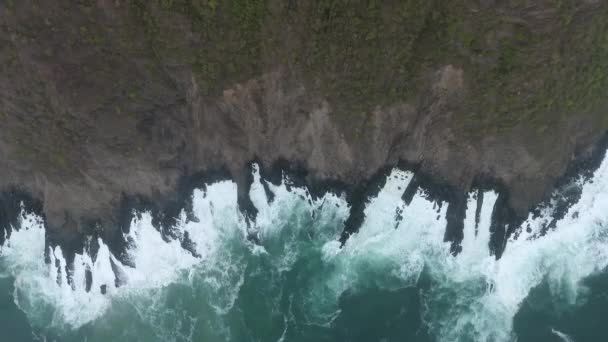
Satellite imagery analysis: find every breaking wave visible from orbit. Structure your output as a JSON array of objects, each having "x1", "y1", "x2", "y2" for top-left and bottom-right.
[{"x1": 2, "y1": 158, "x2": 608, "y2": 341}]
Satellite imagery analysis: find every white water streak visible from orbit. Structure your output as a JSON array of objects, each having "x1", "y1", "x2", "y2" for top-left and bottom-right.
[
  {"x1": 552, "y1": 328, "x2": 576, "y2": 342},
  {"x1": 1, "y1": 158, "x2": 608, "y2": 342}
]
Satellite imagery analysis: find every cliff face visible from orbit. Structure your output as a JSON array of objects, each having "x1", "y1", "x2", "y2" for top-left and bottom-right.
[{"x1": 1, "y1": 0, "x2": 608, "y2": 246}]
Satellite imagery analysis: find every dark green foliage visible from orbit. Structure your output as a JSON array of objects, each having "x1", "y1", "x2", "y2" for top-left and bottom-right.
[
  {"x1": 127, "y1": 0, "x2": 608, "y2": 138},
  {"x1": 130, "y1": 0, "x2": 266, "y2": 95},
  {"x1": 300, "y1": 0, "x2": 434, "y2": 113}
]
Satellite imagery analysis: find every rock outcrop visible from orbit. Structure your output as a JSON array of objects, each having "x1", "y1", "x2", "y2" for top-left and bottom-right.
[{"x1": 1, "y1": 0, "x2": 607, "y2": 249}]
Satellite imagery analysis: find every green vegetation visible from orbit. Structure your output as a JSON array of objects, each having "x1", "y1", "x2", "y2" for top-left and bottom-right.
[
  {"x1": 401, "y1": 0, "x2": 608, "y2": 138},
  {"x1": 126, "y1": 0, "x2": 608, "y2": 138},
  {"x1": 300, "y1": 0, "x2": 433, "y2": 115},
  {"x1": 462, "y1": 3, "x2": 608, "y2": 137},
  {"x1": 2, "y1": 0, "x2": 607, "y2": 172},
  {"x1": 130, "y1": 0, "x2": 266, "y2": 95}
]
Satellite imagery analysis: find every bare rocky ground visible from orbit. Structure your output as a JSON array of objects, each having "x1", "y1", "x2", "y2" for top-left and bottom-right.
[{"x1": 0, "y1": 0, "x2": 607, "y2": 250}]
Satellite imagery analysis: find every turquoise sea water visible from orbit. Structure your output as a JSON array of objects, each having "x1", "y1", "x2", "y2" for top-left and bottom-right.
[{"x1": 2, "y1": 163, "x2": 608, "y2": 342}]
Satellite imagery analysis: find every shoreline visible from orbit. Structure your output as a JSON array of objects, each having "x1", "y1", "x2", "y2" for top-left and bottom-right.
[{"x1": 1, "y1": 132, "x2": 606, "y2": 265}]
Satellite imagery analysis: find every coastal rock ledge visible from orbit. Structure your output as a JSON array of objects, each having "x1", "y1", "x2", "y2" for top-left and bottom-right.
[{"x1": 1, "y1": 1, "x2": 608, "y2": 251}]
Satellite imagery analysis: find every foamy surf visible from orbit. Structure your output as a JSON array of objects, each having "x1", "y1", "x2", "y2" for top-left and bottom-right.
[
  {"x1": 0, "y1": 158, "x2": 607, "y2": 341},
  {"x1": 552, "y1": 328, "x2": 575, "y2": 342}
]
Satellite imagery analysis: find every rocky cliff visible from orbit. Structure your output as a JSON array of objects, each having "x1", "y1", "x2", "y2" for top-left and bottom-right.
[{"x1": 1, "y1": 0, "x2": 608, "y2": 250}]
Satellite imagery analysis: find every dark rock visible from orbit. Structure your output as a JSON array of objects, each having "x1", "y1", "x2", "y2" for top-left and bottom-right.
[{"x1": 0, "y1": 1, "x2": 607, "y2": 256}]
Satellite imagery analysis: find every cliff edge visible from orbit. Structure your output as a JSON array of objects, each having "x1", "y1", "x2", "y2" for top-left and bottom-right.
[{"x1": 1, "y1": 0, "x2": 608, "y2": 248}]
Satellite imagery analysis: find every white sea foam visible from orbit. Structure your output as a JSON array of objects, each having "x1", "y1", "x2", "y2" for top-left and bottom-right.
[
  {"x1": 305, "y1": 158, "x2": 608, "y2": 342},
  {"x1": 0, "y1": 181, "x2": 248, "y2": 331},
  {"x1": 552, "y1": 328, "x2": 576, "y2": 342},
  {"x1": 0, "y1": 170, "x2": 347, "y2": 335},
  {"x1": 425, "y1": 159, "x2": 608, "y2": 341},
  {"x1": 0, "y1": 157, "x2": 607, "y2": 341}
]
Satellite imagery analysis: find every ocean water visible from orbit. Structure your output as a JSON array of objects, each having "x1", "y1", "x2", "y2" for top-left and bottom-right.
[{"x1": 1, "y1": 160, "x2": 608, "y2": 342}]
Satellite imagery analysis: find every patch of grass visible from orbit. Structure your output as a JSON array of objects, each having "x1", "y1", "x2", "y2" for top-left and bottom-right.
[
  {"x1": 124, "y1": 0, "x2": 608, "y2": 139},
  {"x1": 442, "y1": 3, "x2": 608, "y2": 138},
  {"x1": 129, "y1": 0, "x2": 267, "y2": 95},
  {"x1": 301, "y1": 0, "x2": 433, "y2": 110}
]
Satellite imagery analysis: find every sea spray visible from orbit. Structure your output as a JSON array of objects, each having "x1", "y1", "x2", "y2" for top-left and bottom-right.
[{"x1": 1, "y1": 160, "x2": 608, "y2": 341}]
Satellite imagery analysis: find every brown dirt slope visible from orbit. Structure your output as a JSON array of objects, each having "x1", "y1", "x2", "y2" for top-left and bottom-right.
[{"x1": 0, "y1": 0, "x2": 607, "y2": 244}]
